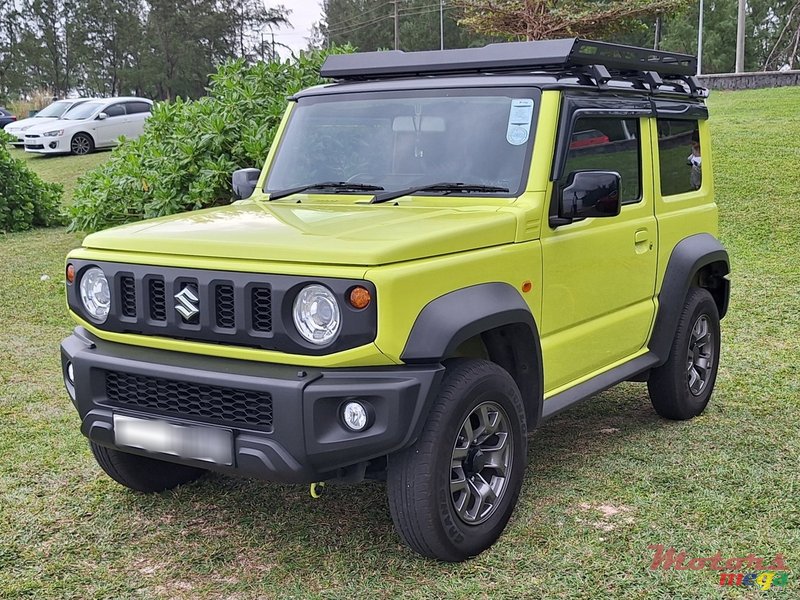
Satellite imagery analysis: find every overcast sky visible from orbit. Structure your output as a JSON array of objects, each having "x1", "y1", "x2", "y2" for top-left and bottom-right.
[{"x1": 266, "y1": 1, "x2": 324, "y2": 57}]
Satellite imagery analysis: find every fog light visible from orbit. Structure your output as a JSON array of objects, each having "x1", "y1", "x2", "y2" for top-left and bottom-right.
[
  {"x1": 341, "y1": 400, "x2": 370, "y2": 432},
  {"x1": 66, "y1": 362, "x2": 74, "y2": 384},
  {"x1": 49, "y1": 141, "x2": 57, "y2": 149}
]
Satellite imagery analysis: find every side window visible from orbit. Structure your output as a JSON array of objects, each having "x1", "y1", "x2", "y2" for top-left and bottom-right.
[
  {"x1": 125, "y1": 101, "x2": 151, "y2": 114},
  {"x1": 104, "y1": 104, "x2": 126, "y2": 118},
  {"x1": 657, "y1": 119, "x2": 702, "y2": 195},
  {"x1": 561, "y1": 117, "x2": 641, "y2": 204}
]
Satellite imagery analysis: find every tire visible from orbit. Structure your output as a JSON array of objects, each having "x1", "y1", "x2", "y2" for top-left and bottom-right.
[
  {"x1": 648, "y1": 287, "x2": 721, "y2": 420},
  {"x1": 70, "y1": 133, "x2": 94, "y2": 155},
  {"x1": 387, "y1": 358, "x2": 527, "y2": 562},
  {"x1": 90, "y1": 442, "x2": 205, "y2": 493}
]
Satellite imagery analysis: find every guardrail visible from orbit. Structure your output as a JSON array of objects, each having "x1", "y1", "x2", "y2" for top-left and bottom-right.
[{"x1": 698, "y1": 70, "x2": 800, "y2": 90}]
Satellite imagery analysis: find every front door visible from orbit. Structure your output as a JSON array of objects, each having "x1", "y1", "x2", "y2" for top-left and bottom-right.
[{"x1": 540, "y1": 111, "x2": 658, "y2": 394}]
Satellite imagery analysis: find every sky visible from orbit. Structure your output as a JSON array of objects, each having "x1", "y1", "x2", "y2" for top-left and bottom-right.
[{"x1": 266, "y1": 0, "x2": 324, "y2": 57}]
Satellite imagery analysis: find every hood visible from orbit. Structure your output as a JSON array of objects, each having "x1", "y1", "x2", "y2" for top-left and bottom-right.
[
  {"x1": 24, "y1": 118, "x2": 75, "y2": 133},
  {"x1": 82, "y1": 200, "x2": 518, "y2": 266},
  {"x1": 5, "y1": 116, "x2": 57, "y2": 131}
]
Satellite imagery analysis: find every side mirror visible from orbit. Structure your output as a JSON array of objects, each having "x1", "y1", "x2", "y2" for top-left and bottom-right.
[
  {"x1": 97, "y1": 112, "x2": 108, "y2": 120},
  {"x1": 553, "y1": 170, "x2": 621, "y2": 226},
  {"x1": 232, "y1": 168, "x2": 261, "y2": 200}
]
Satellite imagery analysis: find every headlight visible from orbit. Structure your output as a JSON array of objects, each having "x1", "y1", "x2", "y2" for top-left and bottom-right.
[
  {"x1": 79, "y1": 267, "x2": 111, "y2": 322},
  {"x1": 43, "y1": 129, "x2": 64, "y2": 137},
  {"x1": 292, "y1": 284, "x2": 341, "y2": 345}
]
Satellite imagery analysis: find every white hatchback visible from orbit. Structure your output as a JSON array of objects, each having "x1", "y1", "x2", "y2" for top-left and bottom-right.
[
  {"x1": 4, "y1": 98, "x2": 93, "y2": 146},
  {"x1": 23, "y1": 97, "x2": 153, "y2": 155}
]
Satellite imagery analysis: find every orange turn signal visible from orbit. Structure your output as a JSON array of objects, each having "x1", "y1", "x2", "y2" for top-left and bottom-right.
[
  {"x1": 349, "y1": 286, "x2": 372, "y2": 309},
  {"x1": 66, "y1": 263, "x2": 75, "y2": 284},
  {"x1": 521, "y1": 280, "x2": 532, "y2": 293}
]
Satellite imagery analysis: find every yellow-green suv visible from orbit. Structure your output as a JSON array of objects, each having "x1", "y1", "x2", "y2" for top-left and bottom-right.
[{"x1": 61, "y1": 39, "x2": 730, "y2": 562}]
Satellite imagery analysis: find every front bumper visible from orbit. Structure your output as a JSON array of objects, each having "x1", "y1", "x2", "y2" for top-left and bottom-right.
[
  {"x1": 24, "y1": 136, "x2": 67, "y2": 153},
  {"x1": 61, "y1": 328, "x2": 443, "y2": 483}
]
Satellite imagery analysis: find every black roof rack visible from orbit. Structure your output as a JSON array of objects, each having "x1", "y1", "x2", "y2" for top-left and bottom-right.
[{"x1": 321, "y1": 38, "x2": 698, "y2": 81}]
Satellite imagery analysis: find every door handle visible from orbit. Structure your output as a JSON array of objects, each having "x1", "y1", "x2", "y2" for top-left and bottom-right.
[{"x1": 635, "y1": 229, "x2": 649, "y2": 244}]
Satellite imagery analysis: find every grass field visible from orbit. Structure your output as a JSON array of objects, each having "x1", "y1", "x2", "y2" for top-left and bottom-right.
[
  {"x1": 10, "y1": 147, "x2": 110, "y2": 204},
  {"x1": 1, "y1": 87, "x2": 799, "y2": 599}
]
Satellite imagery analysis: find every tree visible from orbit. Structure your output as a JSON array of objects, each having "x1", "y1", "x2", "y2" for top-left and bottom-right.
[{"x1": 455, "y1": 0, "x2": 689, "y2": 41}]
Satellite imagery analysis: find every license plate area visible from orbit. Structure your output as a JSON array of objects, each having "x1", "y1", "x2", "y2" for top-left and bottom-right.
[{"x1": 113, "y1": 414, "x2": 233, "y2": 465}]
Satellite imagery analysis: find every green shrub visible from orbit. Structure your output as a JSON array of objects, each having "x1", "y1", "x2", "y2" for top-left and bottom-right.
[
  {"x1": 0, "y1": 131, "x2": 64, "y2": 233},
  {"x1": 69, "y1": 47, "x2": 353, "y2": 233}
]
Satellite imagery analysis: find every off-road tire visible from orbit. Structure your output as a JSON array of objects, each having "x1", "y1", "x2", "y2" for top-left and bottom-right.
[
  {"x1": 387, "y1": 358, "x2": 527, "y2": 562},
  {"x1": 90, "y1": 442, "x2": 205, "y2": 493},
  {"x1": 648, "y1": 287, "x2": 721, "y2": 420},
  {"x1": 70, "y1": 133, "x2": 94, "y2": 155}
]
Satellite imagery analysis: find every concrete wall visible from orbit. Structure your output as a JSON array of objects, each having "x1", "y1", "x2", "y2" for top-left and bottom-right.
[{"x1": 698, "y1": 71, "x2": 800, "y2": 90}]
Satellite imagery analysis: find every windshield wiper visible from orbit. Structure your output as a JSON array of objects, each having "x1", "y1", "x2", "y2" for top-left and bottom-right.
[
  {"x1": 267, "y1": 181, "x2": 384, "y2": 201},
  {"x1": 370, "y1": 182, "x2": 509, "y2": 204}
]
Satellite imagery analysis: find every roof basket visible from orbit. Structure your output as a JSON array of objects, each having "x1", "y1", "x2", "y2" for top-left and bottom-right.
[{"x1": 321, "y1": 38, "x2": 698, "y2": 82}]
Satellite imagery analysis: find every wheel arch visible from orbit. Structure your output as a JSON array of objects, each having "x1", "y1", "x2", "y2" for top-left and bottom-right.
[
  {"x1": 649, "y1": 233, "x2": 730, "y2": 365},
  {"x1": 401, "y1": 283, "x2": 544, "y2": 428},
  {"x1": 71, "y1": 130, "x2": 95, "y2": 151}
]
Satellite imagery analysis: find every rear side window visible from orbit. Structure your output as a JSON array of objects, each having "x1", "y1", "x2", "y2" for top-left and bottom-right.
[
  {"x1": 657, "y1": 119, "x2": 702, "y2": 195},
  {"x1": 561, "y1": 117, "x2": 641, "y2": 204},
  {"x1": 125, "y1": 101, "x2": 152, "y2": 114}
]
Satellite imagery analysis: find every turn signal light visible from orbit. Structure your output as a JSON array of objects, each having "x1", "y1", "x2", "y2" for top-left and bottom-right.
[
  {"x1": 66, "y1": 263, "x2": 75, "y2": 284},
  {"x1": 349, "y1": 286, "x2": 371, "y2": 309}
]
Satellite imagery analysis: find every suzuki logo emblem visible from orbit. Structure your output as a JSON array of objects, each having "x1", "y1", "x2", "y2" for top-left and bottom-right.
[{"x1": 174, "y1": 285, "x2": 200, "y2": 320}]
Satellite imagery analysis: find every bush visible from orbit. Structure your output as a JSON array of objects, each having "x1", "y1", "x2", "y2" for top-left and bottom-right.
[
  {"x1": 69, "y1": 48, "x2": 353, "y2": 233},
  {"x1": 0, "y1": 131, "x2": 64, "y2": 233}
]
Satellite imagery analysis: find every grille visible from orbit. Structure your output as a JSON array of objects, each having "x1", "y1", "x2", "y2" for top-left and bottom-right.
[
  {"x1": 215, "y1": 284, "x2": 235, "y2": 328},
  {"x1": 251, "y1": 286, "x2": 272, "y2": 332},
  {"x1": 120, "y1": 276, "x2": 136, "y2": 317},
  {"x1": 149, "y1": 278, "x2": 166, "y2": 321},
  {"x1": 105, "y1": 371, "x2": 274, "y2": 430}
]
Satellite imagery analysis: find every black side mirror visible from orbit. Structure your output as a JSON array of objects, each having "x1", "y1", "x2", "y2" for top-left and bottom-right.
[
  {"x1": 552, "y1": 170, "x2": 621, "y2": 226},
  {"x1": 232, "y1": 168, "x2": 261, "y2": 200}
]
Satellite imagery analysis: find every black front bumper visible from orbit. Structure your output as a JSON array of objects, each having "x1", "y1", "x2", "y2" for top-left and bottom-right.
[{"x1": 61, "y1": 328, "x2": 443, "y2": 483}]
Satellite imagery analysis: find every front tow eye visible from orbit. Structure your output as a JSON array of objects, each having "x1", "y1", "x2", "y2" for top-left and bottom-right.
[{"x1": 310, "y1": 482, "x2": 326, "y2": 498}]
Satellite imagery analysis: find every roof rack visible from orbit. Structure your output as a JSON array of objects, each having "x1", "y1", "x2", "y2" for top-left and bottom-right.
[{"x1": 321, "y1": 38, "x2": 700, "y2": 92}]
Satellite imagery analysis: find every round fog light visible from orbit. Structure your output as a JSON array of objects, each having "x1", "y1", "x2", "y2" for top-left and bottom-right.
[
  {"x1": 66, "y1": 362, "x2": 74, "y2": 384},
  {"x1": 342, "y1": 401, "x2": 370, "y2": 432}
]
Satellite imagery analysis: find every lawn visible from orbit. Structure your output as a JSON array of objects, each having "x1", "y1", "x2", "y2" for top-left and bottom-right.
[
  {"x1": 1, "y1": 87, "x2": 798, "y2": 599},
  {"x1": 10, "y1": 147, "x2": 110, "y2": 204}
]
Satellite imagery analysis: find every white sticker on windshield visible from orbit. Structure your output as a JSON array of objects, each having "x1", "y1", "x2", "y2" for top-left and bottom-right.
[{"x1": 506, "y1": 99, "x2": 534, "y2": 146}]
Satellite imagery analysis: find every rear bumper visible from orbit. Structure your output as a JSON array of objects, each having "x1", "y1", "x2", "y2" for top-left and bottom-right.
[{"x1": 61, "y1": 327, "x2": 443, "y2": 483}]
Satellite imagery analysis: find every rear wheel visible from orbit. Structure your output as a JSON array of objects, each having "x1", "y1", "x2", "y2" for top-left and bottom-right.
[
  {"x1": 648, "y1": 287, "x2": 721, "y2": 420},
  {"x1": 70, "y1": 133, "x2": 94, "y2": 155},
  {"x1": 387, "y1": 359, "x2": 527, "y2": 561},
  {"x1": 90, "y1": 442, "x2": 205, "y2": 493}
]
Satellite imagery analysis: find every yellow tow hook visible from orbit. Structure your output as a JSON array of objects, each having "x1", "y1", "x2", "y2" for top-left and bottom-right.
[{"x1": 310, "y1": 481, "x2": 326, "y2": 498}]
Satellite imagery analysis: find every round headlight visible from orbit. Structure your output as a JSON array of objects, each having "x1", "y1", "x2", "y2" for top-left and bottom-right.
[
  {"x1": 79, "y1": 267, "x2": 111, "y2": 322},
  {"x1": 292, "y1": 284, "x2": 341, "y2": 345}
]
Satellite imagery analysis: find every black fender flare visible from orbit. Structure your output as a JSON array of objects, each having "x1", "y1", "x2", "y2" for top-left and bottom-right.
[
  {"x1": 401, "y1": 282, "x2": 544, "y2": 426},
  {"x1": 649, "y1": 233, "x2": 730, "y2": 363}
]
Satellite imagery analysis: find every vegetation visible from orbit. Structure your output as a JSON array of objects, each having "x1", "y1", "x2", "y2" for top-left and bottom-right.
[
  {"x1": 68, "y1": 50, "x2": 348, "y2": 233},
  {"x1": 10, "y1": 148, "x2": 110, "y2": 205},
  {"x1": 0, "y1": 133, "x2": 63, "y2": 232},
  {"x1": 2, "y1": 86, "x2": 798, "y2": 598},
  {"x1": 0, "y1": 0, "x2": 290, "y2": 101}
]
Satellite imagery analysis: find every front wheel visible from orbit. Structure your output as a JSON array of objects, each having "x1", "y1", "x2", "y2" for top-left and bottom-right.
[
  {"x1": 70, "y1": 133, "x2": 94, "y2": 155},
  {"x1": 387, "y1": 359, "x2": 527, "y2": 562}
]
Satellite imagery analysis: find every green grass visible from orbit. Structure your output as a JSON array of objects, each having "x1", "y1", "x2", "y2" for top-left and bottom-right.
[
  {"x1": 1, "y1": 88, "x2": 799, "y2": 599},
  {"x1": 10, "y1": 147, "x2": 110, "y2": 204}
]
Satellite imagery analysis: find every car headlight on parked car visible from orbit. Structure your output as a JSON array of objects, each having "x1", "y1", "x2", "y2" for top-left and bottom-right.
[
  {"x1": 43, "y1": 130, "x2": 64, "y2": 137},
  {"x1": 293, "y1": 284, "x2": 341, "y2": 345},
  {"x1": 79, "y1": 267, "x2": 111, "y2": 322}
]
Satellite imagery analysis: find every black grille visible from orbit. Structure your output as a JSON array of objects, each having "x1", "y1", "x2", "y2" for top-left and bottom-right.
[
  {"x1": 149, "y1": 278, "x2": 166, "y2": 321},
  {"x1": 215, "y1": 284, "x2": 235, "y2": 328},
  {"x1": 251, "y1": 286, "x2": 272, "y2": 332},
  {"x1": 105, "y1": 371, "x2": 273, "y2": 430},
  {"x1": 120, "y1": 276, "x2": 136, "y2": 317}
]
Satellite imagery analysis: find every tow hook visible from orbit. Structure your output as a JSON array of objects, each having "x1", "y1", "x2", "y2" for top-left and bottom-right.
[{"x1": 310, "y1": 481, "x2": 326, "y2": 498}]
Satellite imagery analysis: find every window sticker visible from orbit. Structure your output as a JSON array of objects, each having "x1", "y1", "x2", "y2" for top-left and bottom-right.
[{"x1": 506, "y1": 99, "x2": 534, "y2": 145}]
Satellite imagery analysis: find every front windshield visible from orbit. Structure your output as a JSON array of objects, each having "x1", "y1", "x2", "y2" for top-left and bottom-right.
[
  {"x1": 36, "y1": 100, "x2": 74, "y2": 118},
  {"x1": 61, "y1": 101, "x2": 103, "y2": 120},
  {"x1": 265, "y1": 89, "x2": 538, "y2": 197}
]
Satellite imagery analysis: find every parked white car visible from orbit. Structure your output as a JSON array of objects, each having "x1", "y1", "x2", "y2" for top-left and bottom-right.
[
  {"x1": 23, "y1": 97, "x2": 153, "y2": 155},
  {"x1": 4, "y1": 98, "x2": 93, "y2": 146}
]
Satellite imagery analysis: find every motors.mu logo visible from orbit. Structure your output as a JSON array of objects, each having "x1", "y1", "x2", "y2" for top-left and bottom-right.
[{"x1": 648, "y1": 544, "x2": 790, "y2": 591}]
